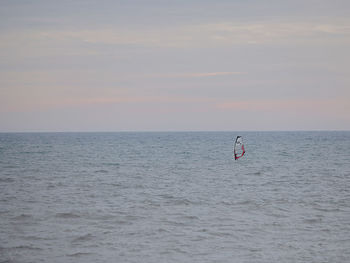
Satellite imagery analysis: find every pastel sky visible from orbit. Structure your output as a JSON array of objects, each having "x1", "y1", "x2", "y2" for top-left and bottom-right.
[{"x1": 1, "y1": 0, "x2": 349, "y2": 131}]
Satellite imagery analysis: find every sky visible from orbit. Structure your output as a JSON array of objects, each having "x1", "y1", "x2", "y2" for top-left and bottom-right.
[{"x1": 1, "y1": 0, "x2": 349, "y2": 131}]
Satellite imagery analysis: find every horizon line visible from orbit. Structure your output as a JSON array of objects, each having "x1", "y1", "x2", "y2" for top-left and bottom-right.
[{"x1": 0, "y1": 129, "x2": 349, "y2": 133}]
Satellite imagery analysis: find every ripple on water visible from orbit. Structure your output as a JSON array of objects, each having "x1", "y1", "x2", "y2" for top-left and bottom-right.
[
  {"x1": 72, "y1": 234, "x2": 95, "y2": 244},
  {"x1": 67, "y1": 252, "x2": 95, "y2": 257},
  {"x1": 55, "y1": 212, "x2": 81, "y2": 219}
]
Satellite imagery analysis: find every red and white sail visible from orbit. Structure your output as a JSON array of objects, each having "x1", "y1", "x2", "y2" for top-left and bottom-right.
[{"x1": 234, "y1": 136, "x2": 245, "y2": 160}]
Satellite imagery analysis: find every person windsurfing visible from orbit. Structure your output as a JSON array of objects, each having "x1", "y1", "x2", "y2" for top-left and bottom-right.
[{"x1": 234, "y1": 136, "x2": 245, "y2": 160}]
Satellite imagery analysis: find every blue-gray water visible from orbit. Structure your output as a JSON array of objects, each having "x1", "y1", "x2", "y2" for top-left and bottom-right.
[{"x1": 1, "y1": 131, "x2": 350, "y2": 263}]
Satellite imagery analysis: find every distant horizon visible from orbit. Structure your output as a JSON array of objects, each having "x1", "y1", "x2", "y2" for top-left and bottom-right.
[{"x1": 1, "y1": 129, "x2": 349, "y2": 133}]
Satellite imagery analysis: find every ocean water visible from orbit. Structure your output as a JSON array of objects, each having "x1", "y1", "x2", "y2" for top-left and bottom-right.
[{"x1": 0, "y1": 131, "x2": 349, "y2": 263}]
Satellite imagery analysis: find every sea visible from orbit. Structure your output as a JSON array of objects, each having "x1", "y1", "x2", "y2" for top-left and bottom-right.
[{"x1": 0, "y1": 131, "x2": 349, "y2": 263}]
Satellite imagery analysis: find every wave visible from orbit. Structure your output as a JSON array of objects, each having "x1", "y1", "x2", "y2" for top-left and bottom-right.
[
  {"x1": 102, "y1": 162, "x2": 120, "y2": 167},
  {"x1": 72, "y1": 233, "x2": 95, "y2": 243},
  {"x1": 12, "y1": 214, "x2": 33, "y2": 221},
  {"x1": 67, "y1": 252, "x2": 94, "y2": 257},
  {"x1": 94, "y1": 169, "x2": 109, "y2": 174},
  {"x1": 0, "y1": 177, "x2": 15, "y2": 183},
  {"x1": 1, "y1": 245, "x2": 43, "y2": 251},
  {"x1": 55, "y1": 212, "x2": 81, "y2": 219}
]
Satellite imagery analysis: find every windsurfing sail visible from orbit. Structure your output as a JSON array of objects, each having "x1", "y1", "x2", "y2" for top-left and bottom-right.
[{"x1": 234, "y1": 136, "x2": 245, "y2": 160}]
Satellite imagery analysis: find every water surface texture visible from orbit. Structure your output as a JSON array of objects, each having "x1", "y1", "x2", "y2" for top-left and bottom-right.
[{"x1": 1, "y1": 132, "x2": 350, "y2": 263}]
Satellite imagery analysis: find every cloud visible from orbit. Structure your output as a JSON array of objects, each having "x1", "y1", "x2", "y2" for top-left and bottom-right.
[
  {"x1": 171, "y1": 71, "x2": 244, "y2": 77},
  {"x1": 2, "y1": 20, "x2": 349, "y2": 55},
  {"x1": 66, "y1": 21, "x2": 350, "y2": 47},
  {"x1": 0, "y1": 94, "x2": 214, "y2": 113},
  {"x1": 140, "y1": 71, "x2": 245, "y2": 79},
  {"x1": 217, "y1": 98, "x2": 350, "y2": 117}
]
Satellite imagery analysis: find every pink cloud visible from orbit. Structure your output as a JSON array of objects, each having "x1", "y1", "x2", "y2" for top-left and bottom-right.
[
  {"x1": 217, "y1": 98, "x2": 350, "y2": 116},
  {"x1": 1, "y1": 95, "x2": 214, "y2": 113}
]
